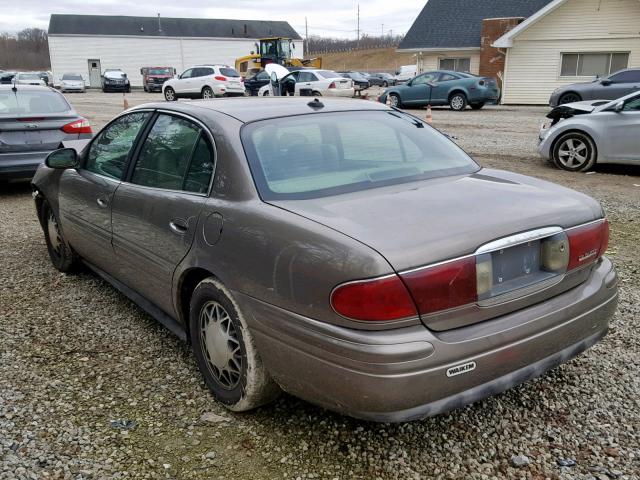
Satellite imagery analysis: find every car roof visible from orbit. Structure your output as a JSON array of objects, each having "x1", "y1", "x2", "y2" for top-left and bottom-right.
[
  {"x1": 132, "y1": 97, "x2": 390, "y2": 123},
  {"x1": 0, "y1": 84, "x2": 57, "y2": 92}
]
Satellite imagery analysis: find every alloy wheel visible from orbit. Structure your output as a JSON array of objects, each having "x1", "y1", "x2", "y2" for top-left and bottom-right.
[
  {"x1": 164, "y1": 88, "x2": 175, "y2": 101},
  {"x1": 557, "y1": 138, "x2": 589, "y2": 168},
  {"x1": 199, "y1": 301, "x2": 243, "y2": 390},
  {"x1": 203, "y1": 88, "x2": 213, "y2": 99},
  {"x1": 389, "y1": 94, "x2": 399, "y2": 107},
  {"x1": 451, "y1": 95, "x2": 465, "y2": 110}
]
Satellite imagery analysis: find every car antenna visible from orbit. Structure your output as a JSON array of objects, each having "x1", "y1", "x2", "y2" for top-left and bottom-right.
[
  {"x1": 307, "y1": 98, "x2": 324, "y2": 110},
  {"x1": 11, "y1": 79, "x2": 17, "y2": 93}
]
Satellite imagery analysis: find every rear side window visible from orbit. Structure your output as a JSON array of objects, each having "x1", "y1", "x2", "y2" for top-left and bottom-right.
[
  {"x1": 85, "y1": 112, "x2": 151, "y2": 180},
  {"x1": 131, "y1": 114, "x2": 214, "y2": 193},
  {"x1": 220, "y1": 68, "x2": 240, "y2": 77},
  {"x1": 609, "y1": 70, "x2": 640, "y2": 83},
  {"x1": 0, "y1": 90, "x2": 70, "y2": 115}
]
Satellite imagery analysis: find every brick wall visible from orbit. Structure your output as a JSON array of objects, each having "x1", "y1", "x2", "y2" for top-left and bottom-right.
[{"x1": 480, "y1": 17, "x2": 523, "y2": 89}]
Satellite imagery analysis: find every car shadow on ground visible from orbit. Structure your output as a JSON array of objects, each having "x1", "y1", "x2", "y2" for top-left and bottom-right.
[
  {"x1": 0, "y1": 181, "x2": 32, "y2": 196},
  {"x1": 592, "y1": 163, "x2": 640, "y2": 177}
]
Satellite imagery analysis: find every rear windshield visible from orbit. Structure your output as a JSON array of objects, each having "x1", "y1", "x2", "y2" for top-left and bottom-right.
[
  {"x1": 19, "y1": 73, "x2": 41, "y2": 80},
  {"x1": 0, "y1": 90, "x2": 70, "y2": 115},
  {"x1": 242, "y1": 111, "x2": 479, "y2": 200},
  {"x1": 148, "y1": 68, "x2": 172, "y2": 75},
  {"x1": 220, "y1": 68, "x2": 240, "y2": 77},
  {"x1": 62, "y1": 74, "x2": 83, "y2": 80},
  {"x1": 316, "y1": 70, "x2": 339, "y2": 79}
]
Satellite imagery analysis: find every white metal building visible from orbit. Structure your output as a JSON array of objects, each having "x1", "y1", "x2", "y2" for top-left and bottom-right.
[
  {"x1": 47, "y1": 14, "x2": 304, "y2": 88},
  {"x1": 494, "y1": 0, "x2": 640, "y2": 104}
]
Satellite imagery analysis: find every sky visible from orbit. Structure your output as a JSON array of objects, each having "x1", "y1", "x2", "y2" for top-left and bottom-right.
[{"x1": 2, "y1": 1, "x2": 427, "y2": 38}]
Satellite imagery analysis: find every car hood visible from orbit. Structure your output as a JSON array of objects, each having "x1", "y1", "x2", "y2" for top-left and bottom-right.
[
  {"x1": 270, "y1": 169, "x2": 602, "y2": 271},
  {"x1": 546, "y1": 99, "x2": 612, "y2": 121}
]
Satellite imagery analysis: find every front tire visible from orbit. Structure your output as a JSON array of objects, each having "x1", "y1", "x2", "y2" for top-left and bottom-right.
[
  {"x1": 190, "y1": 278, "x2": 280, "y2": 411},
  {"x1": 42, "y1": 200, "x2": 79, "y2": 273},
  {"x1": 552, "y1": 132, "x2": 597, "y2": 172},
  {"x1": 558, "y1": 92, "x2": 581, "y2": 105},
  {"x1": 388, "y1": 93, "x2": 401, "y2": 108},
  {"x1": 449, "y1": 93, "x2": 468, "y2": 111},
  {"x1": 164, "y1": 87, "x2": 176, "y2": 101}
]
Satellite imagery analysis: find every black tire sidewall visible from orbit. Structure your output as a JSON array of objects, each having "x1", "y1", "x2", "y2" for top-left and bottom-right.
[
  {"x1": 189, "y1": 281, "x2": 249, "y2": 406},
  {"x1": 552, "y1": 132, "x2": 596, "y2": 172},
  {"x1": 559, "y1": 93, "x2": 580, "y2": 105}
]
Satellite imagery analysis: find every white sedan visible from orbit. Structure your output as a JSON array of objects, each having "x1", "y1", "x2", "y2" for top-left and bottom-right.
[{"x1": 258, "y1": 65, "x2": 354, "y2": 98}]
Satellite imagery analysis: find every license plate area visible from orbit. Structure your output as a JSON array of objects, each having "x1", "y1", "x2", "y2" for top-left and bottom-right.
[{"x1": 477, "y1": 239, "x2": 564, "y2": 301}]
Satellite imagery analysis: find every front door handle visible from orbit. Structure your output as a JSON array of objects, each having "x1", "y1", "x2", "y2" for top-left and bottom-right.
[
  {"x1": 96, "y1": 197, "x2": 108, "y2": 208},
  {"x1": 169, "y1": 218, "x2": 189, "y2": 235}
]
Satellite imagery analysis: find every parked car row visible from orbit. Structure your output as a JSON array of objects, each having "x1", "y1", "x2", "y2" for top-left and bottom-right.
[{"x1": 0, "y1": 71, "x2": 52, "y2": 86}]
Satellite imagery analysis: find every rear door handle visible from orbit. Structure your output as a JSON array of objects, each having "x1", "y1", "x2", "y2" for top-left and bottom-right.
[
  {"x1": 169, "y1": 218, "x2": 189, "y2": 235},
  {"x1": 96, "y1": 197, "x2": 108, "y2": 208}
]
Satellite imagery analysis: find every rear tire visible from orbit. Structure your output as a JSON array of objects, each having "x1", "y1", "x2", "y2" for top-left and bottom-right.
[
  {"x1": 190, "y1": 278, "x2": 281, "y2": 411},
  {"x1": 552, "y1": 132, "x2": 597, "y2": 172},
  {"x1": 164, "y1": 87, "x2": 176, "y2": 101},
  {"x1": 42, "y1": 200, "x2": 79, "y2": 273},
  {"x1": 202, "y1": 87, "x2": 214, "y2": 99},
  {"x1": 449, "y1": 93, "x2": 468, "y2": 111},
  {"x1": 312, "y1": 91, "x2": 322, "y2": 97}
]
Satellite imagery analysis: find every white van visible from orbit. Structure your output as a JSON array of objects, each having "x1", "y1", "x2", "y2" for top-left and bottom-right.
[{"x1": 395, "y1": 65, "x2": 417, "y2": 84}]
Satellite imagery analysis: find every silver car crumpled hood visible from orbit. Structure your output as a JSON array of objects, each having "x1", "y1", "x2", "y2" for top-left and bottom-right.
[{"x1": 271, "y1": 168, "x2": 603, "y2": 272}]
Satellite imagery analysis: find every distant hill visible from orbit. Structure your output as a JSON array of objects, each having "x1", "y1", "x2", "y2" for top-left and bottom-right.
[{"x1": 317, "y1": 48, "x2": 416, "y2": 74}]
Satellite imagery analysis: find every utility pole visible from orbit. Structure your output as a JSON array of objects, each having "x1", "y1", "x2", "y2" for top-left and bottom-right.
[
  {"x1": 381, "y1": 24, "x2": 384, "y2": 37},
  {"x1": 305, "y1": 17, "x2": 308, "y2": 41},
  {"x1": 357, "y1": 4, "x2": 360, "y2": 48}
]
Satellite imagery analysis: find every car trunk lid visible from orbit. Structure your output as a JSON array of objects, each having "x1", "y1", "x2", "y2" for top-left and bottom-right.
[
  {"x1": 271, "y1": 169, "x2": 603, "y2": 329},
  {"x1": 0, "y1": 114, "x2": 78, "y2": 153}
]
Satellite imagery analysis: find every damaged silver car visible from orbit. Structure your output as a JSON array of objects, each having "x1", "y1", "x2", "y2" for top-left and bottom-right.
[{"x1": 539, "y1": 91, "x2": 640, "y2": 171}]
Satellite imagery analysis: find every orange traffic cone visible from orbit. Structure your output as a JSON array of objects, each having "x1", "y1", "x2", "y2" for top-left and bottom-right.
[
  {"x1": 426, "y1": 104, "x2": 433, "y2": 124},
  {"x1": 123, "y1": 93, "x2": 129, "y2": 111}
]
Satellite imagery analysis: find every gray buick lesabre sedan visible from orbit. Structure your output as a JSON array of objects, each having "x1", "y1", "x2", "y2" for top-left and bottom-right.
[{"x1": 31, "y1": 98, "x2": 618, "y2": 422}]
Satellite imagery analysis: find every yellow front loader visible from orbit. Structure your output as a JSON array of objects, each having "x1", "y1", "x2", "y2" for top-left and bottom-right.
[{"x1": 235, "y1": 38, "x2": 322, "y2": 77}]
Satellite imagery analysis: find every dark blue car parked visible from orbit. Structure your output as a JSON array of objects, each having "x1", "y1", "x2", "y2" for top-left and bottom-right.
[{"x1": 379, "y1": 70, "x2": 500, "y2": 111}]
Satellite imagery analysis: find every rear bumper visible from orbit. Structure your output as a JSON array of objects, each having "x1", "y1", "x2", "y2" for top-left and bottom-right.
[
  {"x1": 0, "y1": 151, "x2": 51, "y2": 180},
  {"x1": 238, "y1": 257, "x2": 617, "y2": 422},
  {"x1": 325, "y1": 88, "x2": 356, "y2": 98}
]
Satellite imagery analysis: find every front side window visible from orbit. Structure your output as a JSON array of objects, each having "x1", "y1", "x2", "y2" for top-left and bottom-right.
[
  {"x1": 561, "y1": 52, "x2": 629, "y2": 77},
  {"x1": 609, "y1": 70, "x2": 640, "y2": 83},
  {"x1": 180, "y1": 69, "x2": 193, "y2": 79},
  {"x1": 623, "y1": 96, "x2": 640, "y2": 112},
  {"x1": 242, "y1": 111, "x2": 478, "y2": 200},
  {"x1": 85, "y1": 112, "x2": 150, "y2": 180},
  {"x1": 131, "y1": 114, "x2": 214, "y2": 193},
  {"x1": 412, "y1": 73, "x2": 438, "y2": 85},
  {"x1": 439, "y1": 58, "x2": 471, "y2": 73}
]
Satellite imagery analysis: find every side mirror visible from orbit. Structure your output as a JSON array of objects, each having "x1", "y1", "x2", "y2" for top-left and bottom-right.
[
  {"x1": 45, "y1": 148, "x2": 78, "y2": 169},
  {"x1": 270, "y1": 72, "x2": 278, "y2": 84},
  {"x1": 140, "y1": 68, "x2": 144, "y2": 75},
  {"x1": 613, "y1": 101, "x2": 625, "y2": 112},
  {"x1": 601, "y1": 79, "x2": 612, "y2": 86},
  {"x1": 173, "y1": 68, "x2": 177, "y2": 75}
]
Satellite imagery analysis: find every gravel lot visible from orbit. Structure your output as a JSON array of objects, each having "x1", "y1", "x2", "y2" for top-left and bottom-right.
[{"x1": 1, "y1": 90, "x2": 639, "y2": 480}]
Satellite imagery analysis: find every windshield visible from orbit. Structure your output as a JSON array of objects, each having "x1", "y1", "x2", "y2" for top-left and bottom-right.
[
  {"x1": 0, "y1": 90, "x2": 70, "y2": 115},
  {"x1": 148, "y1": 68, "x2": 172, "y2": 75},
  {"x1": 62, "y1": 74, "x2": 83, "y2": 80},
  {"x1": 242, "y1": 111, "x2": 479, "y2": 200},
  {"x1": 220, "y1": 67, "x2": 240, "y2": 77},
  {"x1": 105, "y1": 71, "x2": 125, "y2": 79},
  {"x1": 316, "y1": 70, "x2": 339, "y2": 79}
]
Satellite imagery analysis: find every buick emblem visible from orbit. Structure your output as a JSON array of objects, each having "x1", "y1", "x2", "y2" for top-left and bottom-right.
[{"x1": 25, "y1": 124, "x2": 38, "y2": 129}]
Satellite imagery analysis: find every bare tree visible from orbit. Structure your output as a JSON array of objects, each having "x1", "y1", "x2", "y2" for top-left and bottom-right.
[
  {"x1": 306, "y1": 34, "x2": 404, "y2": 55},
  {"x1": 0, "y1": 28, "x2": 50, "y2": 70}
]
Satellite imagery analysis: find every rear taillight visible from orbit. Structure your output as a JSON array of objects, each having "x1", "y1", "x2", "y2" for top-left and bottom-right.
[
  {"x1": 61, "y1": 118, "x2": 92, "y2": 134},
  {"x1": 401, "y1": 257, "x2": 477, "y2": 315},
  {"x1": 567, "y1": 219, "x2": 609, "y2": 270},
  {"x1": 328, "y1": 82, "x2": 336, "y2": 89},
  {"x1": 331, "y1": 275, "x2": 418, "y2": 321},
  {"x1": 331, "y1": 220, "x2": 609, "y2": 321},
  {"x1": 214, "y1": 75, "x2": 227, "y2": 81}
]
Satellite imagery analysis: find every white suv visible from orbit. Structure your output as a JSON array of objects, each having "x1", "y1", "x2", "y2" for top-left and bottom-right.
[{"x1": 163, "y1": 65, "x2": 245, "y2": 101}]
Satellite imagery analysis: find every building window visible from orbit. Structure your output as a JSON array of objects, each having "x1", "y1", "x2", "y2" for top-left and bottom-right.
[
  {"x1": 439, "y1": 58, "x2": 471, "y2": 73},
  {"x1": 560, "y1": 52, "x2": 629, "y2": 77}
]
